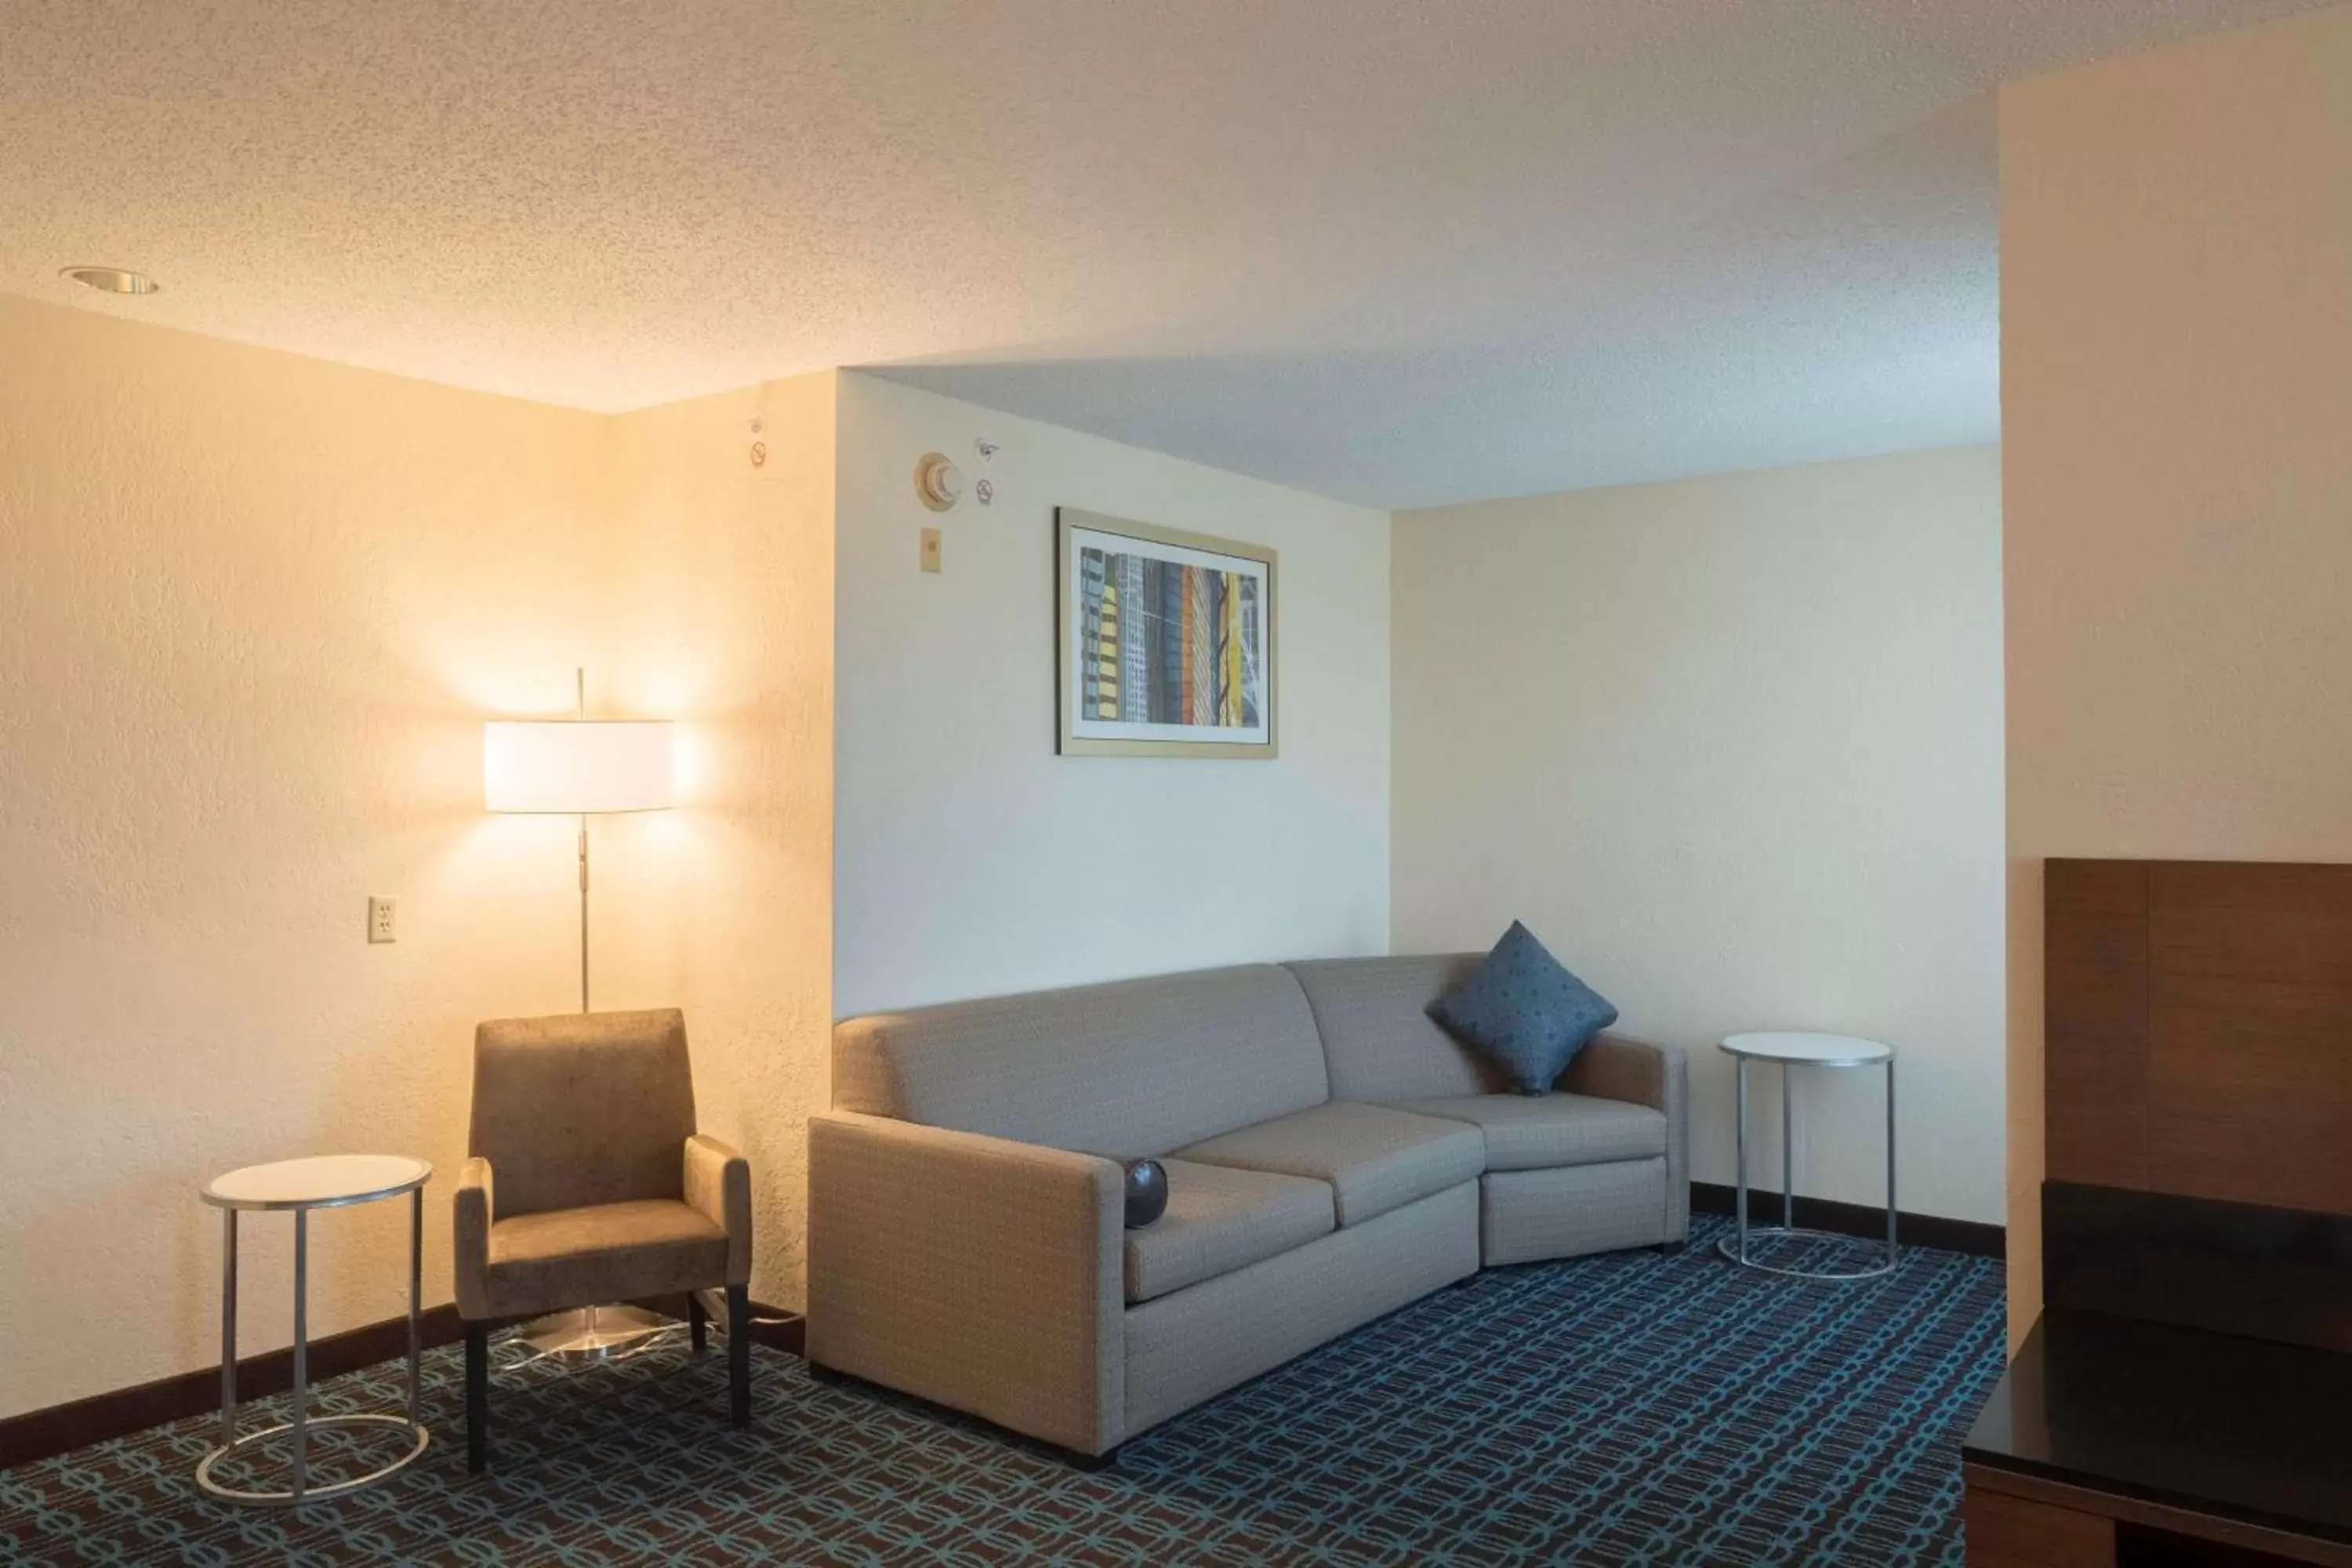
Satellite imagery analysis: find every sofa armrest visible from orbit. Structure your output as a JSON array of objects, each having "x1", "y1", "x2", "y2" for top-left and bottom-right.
[
  {"x1": 807, "y1": 1109, "x2": 1125, "y2": 1454},
  {"x1": 453, "y1": 1156, "x2": 495, "y2": 1321},
  {"x1": 1563, "y1": 1033, "x2": 1690, "y2": 1243},
  {"x1": 684, "y1": 1133, "x2": 753, "y2": 1287}
]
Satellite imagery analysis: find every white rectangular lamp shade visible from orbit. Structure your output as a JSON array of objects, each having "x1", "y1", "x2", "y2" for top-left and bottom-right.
[{"x1": 485, "y1": 720, "x2": 674, "y2": 814}]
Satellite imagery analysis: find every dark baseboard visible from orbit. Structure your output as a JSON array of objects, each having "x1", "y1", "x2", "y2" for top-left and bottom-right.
[
  {"x1": 0, "y1": 1296, "x2": 804, "y2": 1472},
  {"x1": 1690, "y1": 1181, "x2": 2005, "y2": 1259},
  {"x1": 0, "y1": 1303, "x2": 468, "y2": 1472}
]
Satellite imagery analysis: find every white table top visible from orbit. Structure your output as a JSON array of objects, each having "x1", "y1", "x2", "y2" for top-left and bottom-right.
[
  {"x1": 1720, "y1": 1031, "x2": 1893, "y2": 1066},
  {"x1": 201, "y1": 1154, "x2": 432, "y2": 1210}
]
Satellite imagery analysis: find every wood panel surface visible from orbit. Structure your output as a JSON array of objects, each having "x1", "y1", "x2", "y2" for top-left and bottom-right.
[
  {"x1": 2045, "y1": 860, "x2": 2352, "y2": 1217},
  {"x1": 2045, "y1": 860, "x2": 2151, "y2": 1190},
  {"x1": 1962, "y1": 1481, "x2": 2115, "y2": 1567},
  {"x1": 2148, "y1": 862, "x2": 2352, "y2": 1216}
]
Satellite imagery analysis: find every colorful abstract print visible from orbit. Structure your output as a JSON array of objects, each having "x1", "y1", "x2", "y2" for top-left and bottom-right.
[{"x1": 1077, "y1": 546, "x2": 1265, "y2": 731}]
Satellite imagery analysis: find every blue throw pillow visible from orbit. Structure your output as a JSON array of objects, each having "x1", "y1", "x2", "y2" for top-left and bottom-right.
[{"x1": 1426, "y1": 922, "x2": 1618, "y2": 1095}]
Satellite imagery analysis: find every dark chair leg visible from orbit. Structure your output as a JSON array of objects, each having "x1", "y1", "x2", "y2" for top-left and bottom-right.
[
  {"x1": 688, "y1": 1290, "x2": 708, "y2": 1354},
  {"x1": 805, "y1": 1359, "x2": 846, "y2": 1386},
  {"x1": 1657, "y1": 1239, "x2": 1689, "y2": 1254},
  {"x1": 727, "y1": 1283, "x2": 751, "y2": 1428},
  {"x1": 1068, "y1": 1443, "x2": 1120, "y2": 1472},
  {"x1": 464, "y1": 1323, "x2": 489, "y2": 1473}
]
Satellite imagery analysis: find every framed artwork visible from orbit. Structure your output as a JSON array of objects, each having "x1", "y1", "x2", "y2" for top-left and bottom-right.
[{"x1": 1056, "y1": 507, "x2": 1278, "y2": 759}]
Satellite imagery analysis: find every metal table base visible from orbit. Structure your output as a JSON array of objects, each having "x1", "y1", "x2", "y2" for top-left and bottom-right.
[
  {"x1": 198, "y1": 1160, "x2": 433, "y2": 1507},
  {"x1": 1717, "y1": 1045, "x2": 1896, "y2": 1281}
]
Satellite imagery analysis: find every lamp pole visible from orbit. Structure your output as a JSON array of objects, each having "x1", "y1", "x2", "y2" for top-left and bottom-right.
[{"x1": 576, "y1": 667, "x2": 590, "y2": 1014}]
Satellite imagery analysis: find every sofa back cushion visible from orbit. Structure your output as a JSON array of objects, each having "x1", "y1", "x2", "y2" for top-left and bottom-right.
[
  {"x1": 1287, "y1": 955, "x2": 1514, "y2": 1102},
  {"x1": 833, "y1": 964, "x2": 1330, "y2": 1158}
]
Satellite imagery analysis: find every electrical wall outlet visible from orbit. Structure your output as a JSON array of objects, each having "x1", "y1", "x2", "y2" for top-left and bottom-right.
[
  {"x1": 920, "y1": 526, "x2": 942, "y2": 572},
  {"x1": 368, "y1": 896, "x2": 397, "y2": 944}
]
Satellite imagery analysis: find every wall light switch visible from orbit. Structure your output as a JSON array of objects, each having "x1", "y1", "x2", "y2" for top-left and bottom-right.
[
  {"x1": 368, "y1": 896, "x2": 397, "y2": 944},
  {"x1": 920, "y1": 526, "x2": 942, "y2": 573}
]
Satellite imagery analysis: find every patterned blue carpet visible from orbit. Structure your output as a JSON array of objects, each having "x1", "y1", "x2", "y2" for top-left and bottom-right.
[{"x1": 2, "y1": 1218, "x2": 2003, "y2": 1566}]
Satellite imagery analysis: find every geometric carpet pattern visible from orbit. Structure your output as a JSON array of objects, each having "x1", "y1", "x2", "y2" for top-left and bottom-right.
[{"x1": 1, "y1": 1218, "x2": 2004, "y2": 1566}]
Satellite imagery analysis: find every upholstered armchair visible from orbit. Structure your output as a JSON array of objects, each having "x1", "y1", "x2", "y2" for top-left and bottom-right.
[{"x1": 454, "y1": 1007, "x2": 752, "y2": 1471}]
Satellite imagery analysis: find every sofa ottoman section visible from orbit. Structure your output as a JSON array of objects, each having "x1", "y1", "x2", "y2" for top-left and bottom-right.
[
  {"x1": 1124, "y1": 1160, "x2": 1334, "y2": 1305},
  {"x1": 1402, "y1": 1093, "x2": 1666, "y2": 1171},
  {"x1": 1124, "y1": 1180, "x2": 1479, "y2": 1436},
  {"x1": 1175, "y1": 1102, "x2": 1486, "y2": 1226},
  {"x1": 1480, "y1": 1157, "x2": 1670, "y2": 1265}
]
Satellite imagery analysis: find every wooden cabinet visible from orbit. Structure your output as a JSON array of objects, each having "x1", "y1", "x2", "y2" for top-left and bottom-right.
[{"x1": 1963, "y1": 1483, "x2": 2114, "y2": 1567}]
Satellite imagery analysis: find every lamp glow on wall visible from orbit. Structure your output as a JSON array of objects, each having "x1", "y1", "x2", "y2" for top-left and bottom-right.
[{"x1": 485, "y1": 671, "x2": 674, "y2": 1012}]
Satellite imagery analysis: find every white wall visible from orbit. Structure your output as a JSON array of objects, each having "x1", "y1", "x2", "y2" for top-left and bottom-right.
[
  {"x1": 0, "y1": 296, "x2": 834, "y2": 1420},
  {"x1": 1392, "y1": 446, "x2": 2005, "y2": 1223},
  {"x1": 833, "y1": 372, "x2": 1392, "y2": 1018},
  {"x1": 2000, "y1": 5, "x2": 2352, "y2": 1346}
]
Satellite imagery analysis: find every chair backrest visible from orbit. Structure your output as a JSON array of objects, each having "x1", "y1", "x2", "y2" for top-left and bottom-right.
[
  {"x1": 1286, "y1": 954, "x2": 1512, "y2": 1102},
  {"x1": 469, "y1": 1007, "x2": 698, "y2": 1218},
  {"x1": 833, "y1": 964, "x2": 1330, "y2": 1159}
]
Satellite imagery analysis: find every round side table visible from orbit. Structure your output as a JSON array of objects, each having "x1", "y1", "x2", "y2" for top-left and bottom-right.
[
  {"x1": 1717, "y1": 1033, "x2": 1896, "y2": 1280},
  {"x1": 198, "y1": 1154, "x2": 434, "y2": 1505}
]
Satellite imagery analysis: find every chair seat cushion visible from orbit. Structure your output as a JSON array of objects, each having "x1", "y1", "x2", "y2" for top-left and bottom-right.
[
  {"x1": 1123, "y1": 1158, "x2": 1335, "y2": 1305},
  {"x1": 1176, "y1": 1102, "x2": 1485, "y2": 1227},
  {"x1": 1402, "y1": 1092, "x2": 1667, "y2": 1171},
  {"x1": 486, "y1": 1198, "x2": 728, "y2": 1318}
]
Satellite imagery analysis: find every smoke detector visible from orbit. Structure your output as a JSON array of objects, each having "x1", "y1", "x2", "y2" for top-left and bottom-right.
[{"x1": 915, "y1": 452, "x2": 963, "y2": 512}]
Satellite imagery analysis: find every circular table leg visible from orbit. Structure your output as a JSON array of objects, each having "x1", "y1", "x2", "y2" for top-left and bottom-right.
[
  {"x1": 1733, "y1": 1056, "x2": 1749, "y2": 1263},
  {"x1": 407, "y1": 1189, "x2": 423, "y2": 1427},
  {"x1": 219, "y1": 1209, "x2": 238, "y2": 1454},
  {"x1": 1782, "y1": 1060, "x2": 1795, "y2": 1235},
  {"x1": 1886, "y1": 1056, "x2": 1899, "y2": 1270},
  {"x1": 292, "y1": 1208, "x2": 307, "y2": 1503}
]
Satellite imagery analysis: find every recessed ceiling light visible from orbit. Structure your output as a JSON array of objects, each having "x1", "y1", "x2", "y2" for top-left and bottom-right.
[{"x1": 60, "y1": 266, "x2": 160, "y2": 296}]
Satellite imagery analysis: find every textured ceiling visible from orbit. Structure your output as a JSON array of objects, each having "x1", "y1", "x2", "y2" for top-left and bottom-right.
[{"x1": 1, "y1": 1, "x2": 2330, "y2": 507}]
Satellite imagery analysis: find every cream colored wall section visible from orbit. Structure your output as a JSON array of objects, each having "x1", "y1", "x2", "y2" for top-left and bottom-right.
[
  {"x1": 602, "y1": 373, "x2": 835, "y2": 1314},
  {"x1": 0, "y1": 296, "x2": 833, "y2": 1420},
  {"x1": 1392, "y1": 448, "x2": 2005, "y2": 1226},
  {"x1": 833, "y1": 372, "x2": 1391, "y2": 1018},
  {"x1": 1999, "y1": 6, "x2": 2352, "y2": 1348}
]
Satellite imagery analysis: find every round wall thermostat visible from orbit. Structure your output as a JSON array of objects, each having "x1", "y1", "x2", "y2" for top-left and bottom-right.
[{"x1": 915, "y1": 452, "x2": 963, "y2": 512}]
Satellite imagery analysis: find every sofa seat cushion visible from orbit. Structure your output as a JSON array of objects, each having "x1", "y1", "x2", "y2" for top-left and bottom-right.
[
  {"x1": 486, "y1": 1198, "x2": 728, "y2": 1317},
  {"x1": 1175, "y1": 1102, "x2": 1485, "y2": 1227},
  {"x1": 1122, "y1": 1158, "x2": 1335, "y2": 1305},
  {"x1": 1402, "y1": 1093, "x2": 1667, "y2": 1172}
]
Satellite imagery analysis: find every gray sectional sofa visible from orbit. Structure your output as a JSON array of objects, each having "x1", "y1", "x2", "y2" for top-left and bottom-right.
[{"x1": 806, "y1": 954, "x2": 1689, "y2": 1459}]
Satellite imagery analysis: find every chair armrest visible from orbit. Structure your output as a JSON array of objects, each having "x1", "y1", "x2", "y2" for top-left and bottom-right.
[
  {"x1": 807, "y1": 1109, "x2": 1124, "y2": 1455},
  {"x1": 453, "y1": 1156, "x2": 495, "y2": 1321},
  {"x1": 684, "y1": 1133, "x2": 753, "y2": 1287},
  {"x1": 1563, "y1": 1033, "x2": 1690, "y2": 1243}
]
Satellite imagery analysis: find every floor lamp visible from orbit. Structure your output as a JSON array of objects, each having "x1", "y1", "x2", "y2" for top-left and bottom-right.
[{"x1": 484, "y1": 669, "x2": 677, "y2": 1357}]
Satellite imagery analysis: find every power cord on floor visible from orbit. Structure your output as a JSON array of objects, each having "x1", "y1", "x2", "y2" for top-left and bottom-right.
[{"x1": 491, "y1": 1292, "x2": 795, "y2": 1374}]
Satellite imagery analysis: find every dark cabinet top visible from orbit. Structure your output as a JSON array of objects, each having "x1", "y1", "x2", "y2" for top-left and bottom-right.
[{"x1": 1965, "y1": 1308, "x2": 2352, "y2": 1546}]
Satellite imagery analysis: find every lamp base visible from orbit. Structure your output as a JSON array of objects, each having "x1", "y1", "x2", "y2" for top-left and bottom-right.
[{"x1": 516, "y1": 1303, "x2": 673, "y2": 1362}]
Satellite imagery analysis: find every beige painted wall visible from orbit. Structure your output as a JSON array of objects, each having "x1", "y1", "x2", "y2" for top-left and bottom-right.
[
  {"x1": 603, "y1": 373, "x2": 836, "y2": 1319},
  {"x1": 0, "y1": 296, "x2": 833, "y2": 1419},
  {"x1": 1393, "y1": 448, "x2": 2005, "y2": 1225},
  {"x1": 832, "y1": 372, "x2": 1391, "y2": 1018},
  {"x1": 1999, "y1": 6, "x2": 2352, "y2": 1348}
]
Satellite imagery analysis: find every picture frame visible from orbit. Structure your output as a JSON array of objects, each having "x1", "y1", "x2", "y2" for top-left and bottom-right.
[{"x1": 1055, "y1": 507, "x2": 1279, "y2": 759}]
